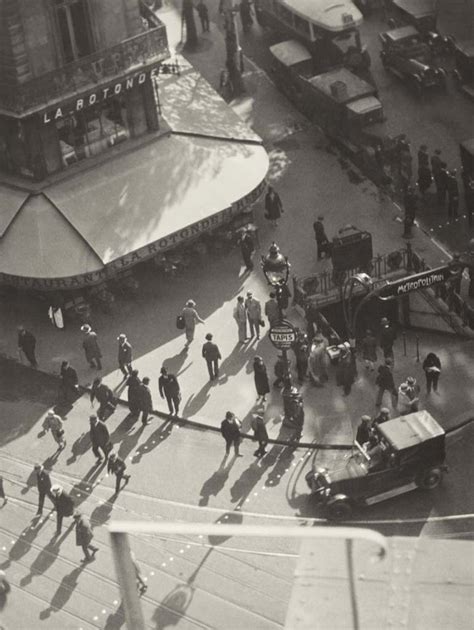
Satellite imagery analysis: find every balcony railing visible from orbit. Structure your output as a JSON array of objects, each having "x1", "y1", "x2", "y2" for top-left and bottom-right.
[{"x1": 0, "y1": 22, "x2": 169, "y2": 116}]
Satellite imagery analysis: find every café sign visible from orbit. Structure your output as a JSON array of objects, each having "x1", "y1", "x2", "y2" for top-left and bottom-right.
[{"x1": 378, "y1": 265, "x2": 461, "y2": 300}]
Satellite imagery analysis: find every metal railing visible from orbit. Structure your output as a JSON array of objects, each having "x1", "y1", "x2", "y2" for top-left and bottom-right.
[{"x1": 0, "y1": 22, "x2": 169, "y2": 115}]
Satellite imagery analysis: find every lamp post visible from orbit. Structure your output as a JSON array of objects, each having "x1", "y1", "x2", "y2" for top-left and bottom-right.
[
  {"x1": 341, "y1": 272, "x2": 375, "y2": 346},
  {"x1": 262, "y1": 244, "x2": 304, "y2": 432},
  {"x1": 220, "y1": 0, "x2": 245, "y2": 96}
]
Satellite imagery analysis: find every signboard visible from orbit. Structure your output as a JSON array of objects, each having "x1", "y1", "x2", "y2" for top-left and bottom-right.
[
  {"x1": 378, "y1": 265, "x2": 461, "y2": 300},
  {"x1": 269, "y1": 320, "x2": 297, "y2": 350}
]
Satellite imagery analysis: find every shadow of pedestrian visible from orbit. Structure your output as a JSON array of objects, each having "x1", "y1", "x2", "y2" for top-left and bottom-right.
[
  {"x1": 20, "y1": 538, "x2": 62, "y2": 586},
  {"x1": 104, "y1": 600, "x2": 126, "y2": 630},
  {"x1": 90, "y1": 492, "x2": 118, "y2": 528},
  {"x1": 67, "y1": 461, "x2": 107, "y2": 509},
  {"x1": 229, "y1": 444, "x2": 284, "y2": 507},
  {"x1": 0, "y1": 517, "x2": 51, "y2": 570},
  {"x1": 39, "y1": 564, "x2": 86, "y2": 620},
  {"x1": 198, "y1": 455, "x2": 236, "y2": 506},
  {"x1": 162, "y1": 348, "x2": 190, "y2": 378},
  {"x1": 66, "y1": 432, "x2": 90, "y2": 465},
  {"x1": 20, "y1": 467, "x2": 38, "y2": 495},
  {"x1": 131, "y1": 419, "x2": 173, "y2": 464},
  {"x1": 117, "y1": 423, "x2": 146, "y2": 462},
  {"x1": 217, "y1": 343, "x2": 255, "y2": 382},
  {"x1": 108, "y1": 412, "x2": 141, "y2": 443},
  {"x1": 264, "y1": 443, "x2": 297, "y2": 488},
  {"x1": 181, "y1": 382, "x2": 212, "y2": 418}
]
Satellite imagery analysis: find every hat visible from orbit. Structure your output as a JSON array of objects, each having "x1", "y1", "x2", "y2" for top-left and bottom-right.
[
  {"x1": 51, "y1": 484, "x2": 62, "y2": 495},
  {"x1": 47, "y1": 409, "x2": 56, "y2": 417},
  {"x1": 361, "y1": 415, "x2": 371, "y2": 422},
  {"x1": 117, "y1": 334, "x2": 126, "y2": 340},
  {"x1": 186, "y1": 299, "x2": 196, "y2": 307},
  {"x1": 160, "y1": 367, "x2": 168, "y2": 375},
  {"x1": 142, "y1": 376, "x2": 150, "y2": 385},
  {"x1": 34, "y1": 463, "x2": 42, "y2": 470},
  {"x1": 246, "y1": 291, "x2": 253, "y2": 297},
  {"x1": 89, "y1": 414, "x2": 97, "y2": 421},
  {"x1": 380, "y1": 407, "x2": 390, "y2": 415},
  {"x1": 73, "y1": 511, "x2": 81, "y2": 520},
  {"x1": 406, "y1": 377, "x2": 416, "y2": 385},
  {"x1": 205, "y1": 333, "x2": 213, "y2": 340},
  {"x1": 225, "y1": 411, "x2": 234, "y2": 420},
  {"x1": 81, "y1": 324, "x2": 91, "y2": 333},
  {"x1": 400, "y1": 383, "x2": 409, "y2": 391},
  {"x1": 381, "y1": 317, "x2": 389, "y2": 324},
  {"x1": 108, "y1": 452, "x2": 116, "y2": 459}
]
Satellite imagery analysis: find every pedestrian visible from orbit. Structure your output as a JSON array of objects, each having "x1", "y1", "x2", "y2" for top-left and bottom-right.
[
  {"x1": 436, "y1": 161, "x2": 449, "y2": 206},
  {"x1": 379, "y1": 317, "x2": 396, "y2": 361},
  {"x1": 107, "y1": 451, "x2": 131, "y2": 494},
  {"x1": 417, "y1": 144, "x2": 429, "y2": 170},
  {"x1": 465, "y1": 176, "x2": 474, "y2": 228},
  {"x1": 293, "y1": 335, "x2": 309, "y2": 382},
  {"x1": 138, "y1": 377, "x2": 153, "y2": 425},
  {"x1": 239, "y1": 228, "x2": 255, "y2": 271},
  {"x1": 417, "y1": 163, "x2": 432, "y2": 195},
  {"x1": 81, "y1": 324, "x2": 102, "y2": 370},
  {"x1": 253, "y1": 356, "x2": 270, "y2": 402},
  {"x1": 181, "y1": 299, "x2": 204, "y2": 347},
  {"x1": 361, "y1": 329, "x2": 377, "y2": 371},
  {"x1": 117, "y1": 333, "x2": 133, "y2": 377},
  {"x1": 127, "y1": 369, "x2": 141, "y2": 417},
  {"x1": 34, "y1": 464, "x2": 54, "y2": 515},
  {"x1": 313, "y1": 216, "x2": 330, "y2": 260},
  {"x1": 447, "y1": 169, "x2": 459, "y2": 220},
  {"x1": 158, "y1": 367, "x2": 181, "y2": 415},
  {"x1": 59, "y1": 360, "x2": 79, "y2": 405},
  {"x1": 51, "y1": 484, "x2": 75, "y2": 536},
  {"x1": 273, "y1": 354, "x2": 290, "y2": 389},
  {"x1": 422, "y1": 352, "x2": 441, "y2": 394},
  {"x1": 402, "y1": 185, "x2": 417, "y2": 238},
  {"x1": 220, "y1": 411, "x2": 242, "y2": 456},
  {"x1": 17, "y1": 326, "x2": 37, "y2": 368},
  {"x1": 89, "y1": 414, "x2": 111, "y2": 462},
  {"x1": 195, "y1": 0, "x2": 210, "y2": 31},
  {"x1": 399, "y1": 142, "x2": 413, "y2": 193},
  {"x1": 336, "y1": 343, "x2": 356, "y2": 396},
  {"x1": 73, "y1": 511, "x2": 98, "y2": 562},
  {"x1": 233, "y1": 296, "x2": 248, "y2": 343},
  {"x1": 250, "y1": 415, "x2": 268, "y2": 457},
  {"x1": 430, "y1": 148, "x2": 442, "y2": 180},
  {"x1": 355, "y1": 415, "x2": 372, "y2": 446},
  {"x1": 264, "y1": 292, "x2": 280, "y2": 327},
  {"x1": 375, "y1": 359, "x2": 398, "y2": 409},
  {"x1": 398, "y1": 378, "x2": 420, "y2": 415},
  {"x1": 240, "y1": 0, "x2": 253, "y2": 32},
  {"x1": 264, "y1": 185, "x2": 283, "y2": 227},
  {"x1": 202, "y1": 333, "x2": 221, "y2": 381},
  {"x1": 42, "y1": 409, "x2": 66, "y2": 450},
  {"x1": 0, "y1": 475, "x2": 6, "y2": 506},
  {"x1": 90, "y1": 377, "x2": 115, "y2": 421},
  {"x1": 373, "y1": 407, "x2": 390, "y2": 425},
  {"x1": 308, "y1": 333, "x2": 329, "y2": 386},
  {"x1": 245, "y1": 291, "x2": 262, "y2": 339},
  {"x1": 131, "y1": 551, "x2": 148, "y2": 595}
]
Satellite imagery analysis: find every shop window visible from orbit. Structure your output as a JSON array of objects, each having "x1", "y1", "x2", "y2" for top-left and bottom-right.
[
  {"x1": 55, "y1": 95, "x2": 132, "y2": 167},
  {"x1": 0, "y1": 117, "x2": 38, "y2": 179},
  {"x1": 53, "y1": 0, "x2": 93, "y2": 63}
]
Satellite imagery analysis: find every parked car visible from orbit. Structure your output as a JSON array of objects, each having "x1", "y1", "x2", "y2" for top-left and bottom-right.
[
  {"x1": 379, "y1": 25, "x2": 447, "y2": 94},
  {"x1": 453, "y1": 40, "x2": 474, "y2": 100},
  {"x1": 306, "y1": 410, "x2": 447, "y2": 519}
]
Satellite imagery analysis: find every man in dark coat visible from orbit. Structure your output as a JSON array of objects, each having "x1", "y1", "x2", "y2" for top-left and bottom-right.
[
  {"x1": 117, "y1": 334, "x2": 133, "y2": 376},
  {"x1": 34, "y1": 464, "x2": 54, "y2": 515},
  {"x1": 159, "y1": 367, "x2": 181, "y2": 415},
  {"x1": 138, "y1": 376, "x2": 153, "y2": 425},
  {"x1": 196, "y1": 0, "x2": 209, "y2": 31},
  {"x1": 239, "y1": 229, "x2": 255, "y2": 271},
  {"x1": 355, "y1": 415, "x2": 372, "y2": 445},
  {"x1": 430, "y1": 149, "x2": 442, "y2": 181},
  {"x1": 375, "y1": 360, "x2": 398, "y2": 409},
  {"x1": 90, "y1": 377, "x2": 115, "y2": 421},
  {"x1": 313, "y1": 216, "x2": 330, "y2": 260},
  {"x1": 73, "y1": 512, "x2": 98, "y2": 562},
  {"x1": 379, "y1": 317, "x2": 396, "y2": 361},
  {"x1": 81, "y1": 324, "x2": 102, "y2": 369},
  {"x1": 59, "y1": 360, "x2": 79, "y2": 405},
  {"x1": 89, "y1": 415, "x2": 111, "y2": 462},
  {"x1": 51, "y1": 485, "x2": 75, "y2": 536},
  {"x1": 202, "y1": 333, "x2": 222, "y2": 381},
  {"x1": 264, "y1": 186, "x2": 283, "y2": 227},
  {"x1": 107, "y1": 451, "x2": 131, "y2": 494},
  {"x1": 127, "y1": 369, "x2": 141, "y2": 416},
  {"x1": 17, "y1": 326, "x2": 37, "y2": 368},
  {"x1": 447, "y1": 170, "x2": 459, "y2": 220},
  {"x1": 221, "y1": 412, "x2": 242, "y2": 456},
  {"x1": 250, "y1": 415, "x2": 268, "y2": 457},
  {"x1": 436, "y1": 161, "x2": 449, "y2": 206}
]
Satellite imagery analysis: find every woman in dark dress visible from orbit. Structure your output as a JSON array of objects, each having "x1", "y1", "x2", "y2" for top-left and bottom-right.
[
  {"x1": 422, "y1": 352, "x2": 441, "y2": 394},
  {"x1": 253, "y1": 356, "x2": 270, "y2": 403},
  {"x1": 264, "y1": 186, "x2": 284, "y2": 227},
  {"x1": 127, "y1": 369, "x2": 141, "y2": 416}
]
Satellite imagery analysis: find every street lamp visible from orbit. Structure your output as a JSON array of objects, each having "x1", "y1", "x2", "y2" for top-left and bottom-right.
[
  {"x1": 220, "y1": 0, "x2": 245, "y2": 96},
  {"x1": 342, "y1": 272, "x2": 375, "y2": 345},
  {"x1": 261, "y1": 242, "x2": 290, "y2": 296}
]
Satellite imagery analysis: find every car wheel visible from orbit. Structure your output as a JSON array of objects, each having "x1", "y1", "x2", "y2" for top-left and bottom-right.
[
  {"x1": 417, "y1": 467, "x2": 442, "y2": 490},
  {"x1": 326, "y1": 498, "x2": 352, "y2": 520}
]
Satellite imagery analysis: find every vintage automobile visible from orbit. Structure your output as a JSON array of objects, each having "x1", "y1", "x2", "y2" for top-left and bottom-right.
[
  {"x1": 388, "y1": 0, "x2": 437, "y2": 34},
  {"x1": 379, "y1": 25, "x2": 447, "y2": 94},
  {"x1": 453, "y1": 40, "x2": 474, "y2": 99},
  {"x1": 306, "y1": 410, "x2": 447, "y2": 519}
]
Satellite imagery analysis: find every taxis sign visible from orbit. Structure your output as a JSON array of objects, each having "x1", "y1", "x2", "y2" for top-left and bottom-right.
[{"x1": 269, "y1": 320, "x2": 297, "y2": 349}]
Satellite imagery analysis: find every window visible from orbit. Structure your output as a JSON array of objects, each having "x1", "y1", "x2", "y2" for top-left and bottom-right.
[
  {"x1": 56, "y1": 95, "x2": 131, "y2": 166},
  {"x1": 0, "y1": 117, "x2": 39, "y2": 179},
  {"x1": 53, "y1": 0, "x2": 93, "y2": 63}
]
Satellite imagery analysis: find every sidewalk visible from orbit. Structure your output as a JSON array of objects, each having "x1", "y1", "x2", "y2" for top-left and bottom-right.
[{"x1": 0, "y1": 0, "x2": 473, "y2": 447}]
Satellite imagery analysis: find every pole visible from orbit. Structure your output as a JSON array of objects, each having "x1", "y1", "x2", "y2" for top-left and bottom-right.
[
  {"x1": 402, "y1": 331, "x2": 407, "y2": 356},
  {"x1": 222, "y1": 0, "x2": 245, "y2": 95},
  {"x1": 276, "y1": 285, "x2": 291, "y2": 386},
  {"x1": 416, "y1": 335, "x2": 420, "y2": 362},
  {"x1": 110, "y1": 532, "x2": 146, "y2": 630}
]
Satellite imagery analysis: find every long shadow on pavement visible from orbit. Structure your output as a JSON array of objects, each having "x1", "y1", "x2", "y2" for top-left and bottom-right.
[
  {"x1": 0, "y1": 516, "x2": 52, "y2": 570},
  {"x1": 199, "y1": 454, "x2": 237, "y2": 506},
  {"x1": 181, "y1": 381, "x2": 212, "y2": 418},
  {"x1": 39, "y1": 563, "x2": 87, "y2": 620},
  {"x1": 90, "y1": 491, "x2": 118, "y2": 528},
  {"x1": 131, "y1": 419, "x2": 173, "y2": 464}
]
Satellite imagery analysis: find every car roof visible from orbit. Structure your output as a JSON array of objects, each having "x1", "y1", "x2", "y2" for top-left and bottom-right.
[
  {"x1": 378, "y1": 410, "x2": 445, "y2": 450},
  {"x1": 308, "y1": 67, "x2": 374, "y2": 101},
  {"x1": 269, "y1": 39, "x2": 312, "y2": 66},
  {"x1": 385, "y1": 25, "x2": 420, "y2": 41},
  {"x1": 392, "y1": 0, "x2": 436, "y2": 19}
]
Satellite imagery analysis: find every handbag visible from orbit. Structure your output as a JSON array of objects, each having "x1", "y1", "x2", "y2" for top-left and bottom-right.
[
  {"x1": 259, "y1": 319, "x2": 265, "y2": 327},
  {"x1": 176, "y1": 314, "x2": 185, "y2": 330}
]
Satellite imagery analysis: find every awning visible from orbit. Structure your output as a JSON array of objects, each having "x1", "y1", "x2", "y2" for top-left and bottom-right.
[{"x1": 0, "y1": 133, "x2": 268, "y2": 286}]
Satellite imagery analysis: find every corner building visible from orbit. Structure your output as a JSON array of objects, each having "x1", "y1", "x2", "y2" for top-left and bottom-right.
[{"x1": 0, "y1": 0, "x2": 268, "y2": 290}]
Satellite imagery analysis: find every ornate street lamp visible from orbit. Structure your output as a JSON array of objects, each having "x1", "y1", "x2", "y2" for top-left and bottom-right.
[
  {"x1": 342, "y1": 272, "x2": 375, "y2": 345},
  {"x1": 261, "y1": 243, "x2": 290, "y2": 313}
]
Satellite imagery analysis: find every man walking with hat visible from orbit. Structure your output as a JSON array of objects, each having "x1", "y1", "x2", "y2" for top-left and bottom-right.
[
  {"x1": 117, "y1": 334, "x2": 133, "y2": 377},
  {"x1": 81, "y1": 324, "x2": 102, "y2": 370},
  {"x1": 73, "y1": 511, "x2": 98, "y2": 562},
  {"x1": 202, "y1": 333, "x2": 221, "y2": 381},
  {"x1": 34, "y1": 464, "x2": 54, "y2": 516},
  {"x1": 51, "y1": 484, "x2": 75, "y2": 536},
  {"x1": 313, "y1": 216, "x2": 330, "y2": 260},
  {"x1": 220, "y1": 412, "x2": 242, "y2": 457},
  {"x1": 245, "y1": 291, "x2": 262, "y2": 339}
]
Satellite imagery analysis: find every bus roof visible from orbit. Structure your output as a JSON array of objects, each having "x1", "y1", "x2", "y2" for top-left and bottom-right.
[
  {"x1": 269, "y1": 39, "x2": 312, "y2": 66},
  {"x1": 308, "y1": 67, "x2": 375, "y2": 102},
  {"x1": 281, "y1": 0, "x2": 363, "y2": 32}
]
